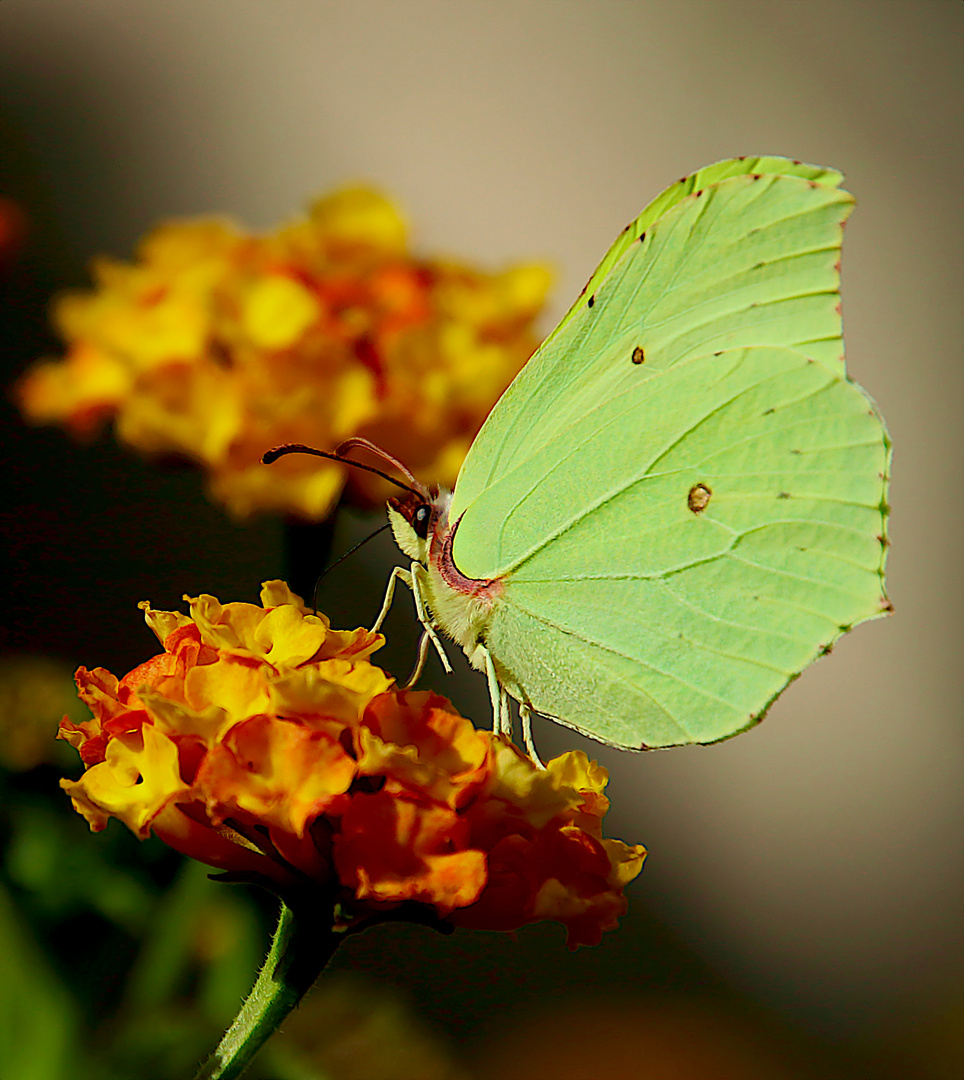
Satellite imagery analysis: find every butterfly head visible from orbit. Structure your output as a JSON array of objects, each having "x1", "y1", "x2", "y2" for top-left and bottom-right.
[
  {"x1": 387, "y1": 486, "x2": 452, "y2": 563},
  {"x1": 261, "y1": 439, "x2": 448, "y2": 564}
]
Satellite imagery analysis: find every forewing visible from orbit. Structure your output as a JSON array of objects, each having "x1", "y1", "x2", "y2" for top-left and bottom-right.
[
  {"x1": 545, "y1": 155, "x2": 844, "y2": 350},
  {"x1": 452, "y1": 166, "x2": 853, "y2": 523},
  {"x1": 469, "y1": 346, "x2": 891, "y2": 749}
]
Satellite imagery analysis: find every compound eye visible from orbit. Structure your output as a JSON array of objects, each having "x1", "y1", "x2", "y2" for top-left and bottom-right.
[{"x1": 413, "y1": 504, "x2": 432, "y2": 539}]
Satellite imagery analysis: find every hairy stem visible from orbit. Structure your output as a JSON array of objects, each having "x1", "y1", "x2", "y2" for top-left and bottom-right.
[{"x1": 195, "y1": 900, "x2": 340, "y2": 1080}]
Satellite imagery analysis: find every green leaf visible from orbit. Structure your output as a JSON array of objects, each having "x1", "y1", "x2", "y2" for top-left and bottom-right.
[{"x1": 0, "y1": 883, "x2": 80, "y2": 1080}]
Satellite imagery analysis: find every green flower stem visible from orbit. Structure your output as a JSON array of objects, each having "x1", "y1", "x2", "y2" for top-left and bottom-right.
[{"x1": 195, "y1": 898, "x2": 341, "y2": 1080}]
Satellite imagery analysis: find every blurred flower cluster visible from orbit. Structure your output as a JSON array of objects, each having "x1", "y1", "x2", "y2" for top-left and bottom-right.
[
  {"x1": 16, "y1": 189, "x2": 550, "y2": 518},
  {"x1": 60, "y1": 583, "x2": 645, "y2": 947}
]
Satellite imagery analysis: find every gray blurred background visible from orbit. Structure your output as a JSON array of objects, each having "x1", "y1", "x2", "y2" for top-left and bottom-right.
[{"x1": 1, "y1": 2, "x2": 960, "y2": 1077}]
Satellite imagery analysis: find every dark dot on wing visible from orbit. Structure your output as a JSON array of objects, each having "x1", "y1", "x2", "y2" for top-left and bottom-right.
[
  {"x1": 587, "y1": 295, "x2": 595, "y2": 308},
  {"x1": 793, "y1": 159, "x2": 801, "y2": 165},
  {"x1": 790, "y1": 448, "x2": 802, "y2": 455},
  {"x1": 631, "y1": 346, "x2": 645, "y2": 365},
  {"x1": 762, "y1": 407, "x2": 775, "y2": 415},
  {"x1": 777, "y1": 492, "x2": 790, "y2": 499},
  {"x1": 819, "y1": 642, "x2": 833, "y2": 656},
  {"x1": 687, "y1": 483, "x2": 712, "y2": 514},
  {"x1": 751, "y1": 173, "x2": 761, "y2": 180},
  {"x1": 880, "y1": 599, "x2": 895, "y2": 614},
  {"x1": 695, "y1": 189, "x2": 703, "y2": 197},
  {"x1": 639, "y1": 231, "x2": 646, "y2": 242}
]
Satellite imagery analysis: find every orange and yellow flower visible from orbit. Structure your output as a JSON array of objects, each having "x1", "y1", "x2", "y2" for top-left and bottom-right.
[
  {"x1": 59, "y1": 583, "x2": 645, "y2": 947},
  {"x1": 17, "y1": 189, "x2": 551, "y2": 519}
]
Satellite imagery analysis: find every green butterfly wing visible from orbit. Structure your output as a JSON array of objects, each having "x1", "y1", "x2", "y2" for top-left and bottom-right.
[
  {"x1": 452, "y1": 160, "x2": 854, "y2": 514},
  {"x1": 447, "y1": 159, "x2": 890, "y2": 750},
  {"x1": 543, "y1": 156, "x2": 845, "y2": 353}
]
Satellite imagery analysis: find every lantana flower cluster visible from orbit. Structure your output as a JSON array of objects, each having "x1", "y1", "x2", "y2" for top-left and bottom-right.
[
  {"x1": 17, "y1": 189, "x2": 551, "y2": 518},
  {"x1": 59, "y1": 583, "x2": 645, "y2": 947}
]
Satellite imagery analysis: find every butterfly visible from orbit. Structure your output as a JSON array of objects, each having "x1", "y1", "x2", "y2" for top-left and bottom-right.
[{"x1": 268, "y1": 156, "x2": 891, "y2": 754}]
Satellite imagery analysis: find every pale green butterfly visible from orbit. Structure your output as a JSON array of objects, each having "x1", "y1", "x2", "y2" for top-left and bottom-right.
[{"x1": 269, "y1": 156, "x2": 891, "y2": 753}]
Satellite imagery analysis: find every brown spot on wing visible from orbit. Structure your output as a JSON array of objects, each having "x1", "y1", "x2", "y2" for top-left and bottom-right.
[{"x1": 687, "y1": 483, "x2": 712, "y2": 514}]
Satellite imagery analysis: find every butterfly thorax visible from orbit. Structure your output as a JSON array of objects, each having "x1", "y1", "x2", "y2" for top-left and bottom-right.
[{"x1": 387, "y1": 488, "x2": 504, "y2": 669}]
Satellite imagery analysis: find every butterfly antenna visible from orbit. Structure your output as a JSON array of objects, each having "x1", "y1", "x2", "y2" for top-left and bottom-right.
[
  {"x1": 310, "y1": 522, "x2": 393, "y2": 612},
  {"x1": 261, "y1": 441, "x2": 423, "y2": 496},
  {"x1": 335, "y1": 437, "x2": 422, "y2": 489}
]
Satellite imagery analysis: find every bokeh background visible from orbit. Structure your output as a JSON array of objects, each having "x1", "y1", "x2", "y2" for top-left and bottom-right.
[{"x1": 0, "y1": 2, "x2": 960, "y2": 1078}]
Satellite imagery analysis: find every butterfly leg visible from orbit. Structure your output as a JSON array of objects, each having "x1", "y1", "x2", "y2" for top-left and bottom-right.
[
  {"x1": 371, "y1": 565, "x2": 411, "y2": 633},
  {"x1": 409, "y1": 563, "x2": 453, "y2": 674},
  {"x1": 519, "y1": 704, "x2": 545, "y2": 769},
  {"x1": 482, "y1": 645, "x2": 505, "y2": 735},
  {"x1": 499, "y1": 685, "x2": 512, "y2": 741},
  {"x1": 371, "y1": 564, "x2": 453, "y2": 674},
  {"x1": 402, "y1": 630, "x2": 432, "y2": 689}
]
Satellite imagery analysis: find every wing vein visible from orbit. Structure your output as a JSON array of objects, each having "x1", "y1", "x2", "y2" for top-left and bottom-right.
[{"x1": 505, "y1": 596, "x2": 762, "y2": 714}]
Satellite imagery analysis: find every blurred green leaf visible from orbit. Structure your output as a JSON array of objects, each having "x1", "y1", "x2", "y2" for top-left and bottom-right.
[
  {"x1": 195, "y1": 888, "x2": 265, "y2": 1023},
  {"x1": 0, "y1": 883, "x2": 80, "y2": 1080},
  {"x1": 124, "y1": 858, "x2": 219, "y2": 1011},
  {"x1": 6, "y1": 800, "x2": 157, "y2": 930},
  {"x1": 86, "y1": 861, "x2": 270, "y2": 1079},
  {"x1": 124, "y1": 858, "x2": 261, "y2": 1017}
]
